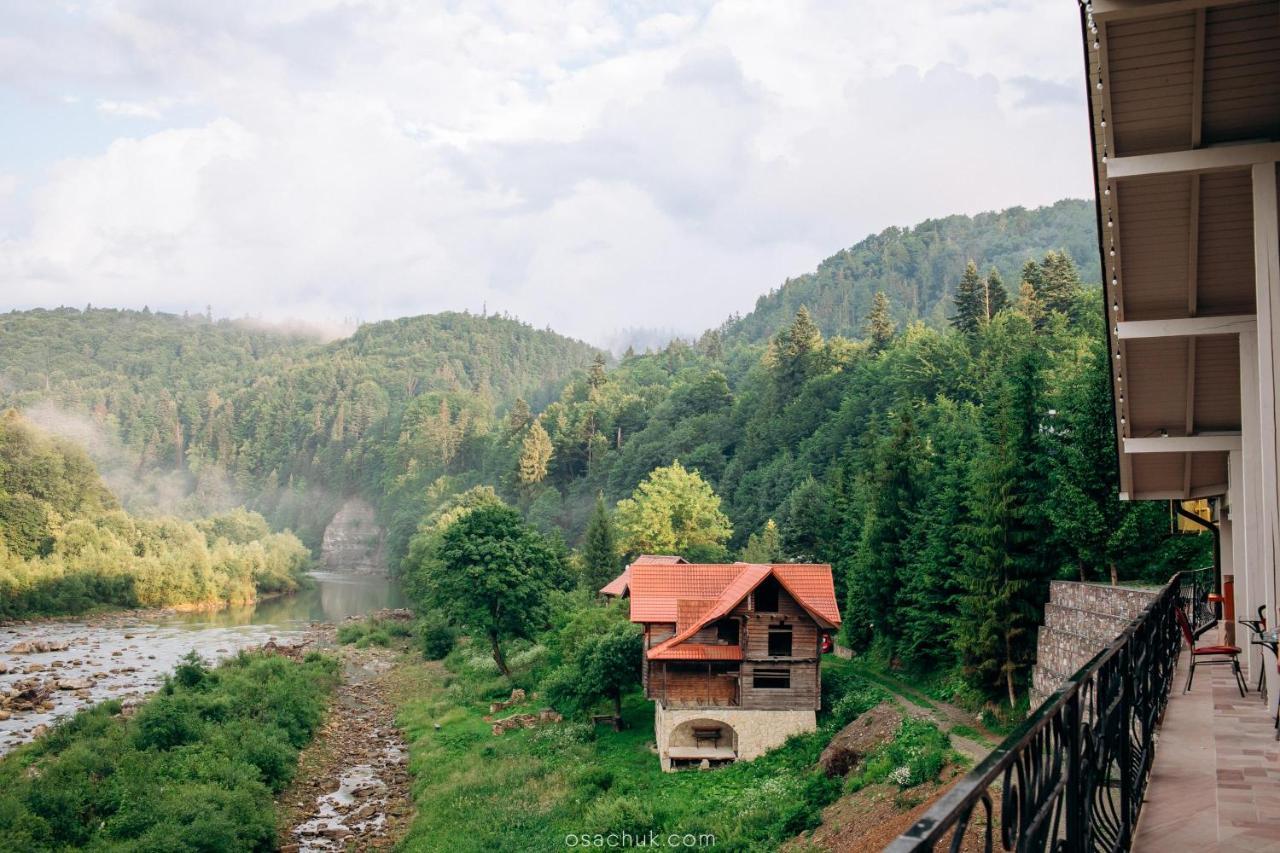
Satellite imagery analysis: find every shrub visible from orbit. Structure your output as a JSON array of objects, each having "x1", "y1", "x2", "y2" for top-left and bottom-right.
[
  {"x1": 417, "y1": 612, "x2": 458, "y2": 660},
  {"x1": 848, "y1": 718, "x2": 955, "y2": 791},
  {"x1": 0, "y1": 650, "x2": 339, "y2": 851}
]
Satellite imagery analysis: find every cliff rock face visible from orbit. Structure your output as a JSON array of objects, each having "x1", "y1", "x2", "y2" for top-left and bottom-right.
[{"x1": 320, "y1": 498, "x2": 387, "y2": 575}]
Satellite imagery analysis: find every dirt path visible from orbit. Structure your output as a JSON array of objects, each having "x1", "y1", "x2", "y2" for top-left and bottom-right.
[{"x1": 277, "y1": 628, "x2": 415, "y2": 852}]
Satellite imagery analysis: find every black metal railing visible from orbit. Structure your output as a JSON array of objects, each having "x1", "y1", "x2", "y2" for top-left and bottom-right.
[
  {"x1": 886, "y1": 569, "x2": 1212, "y2": 853},
  {"x1": 1179, "y1": 566, "x2": 1218, "y2": 640}
]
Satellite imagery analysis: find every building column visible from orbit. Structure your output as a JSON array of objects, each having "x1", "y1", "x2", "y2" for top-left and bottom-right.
[{"x1": 1251, "y1": 161, "x2": 1280, "y2": 709}]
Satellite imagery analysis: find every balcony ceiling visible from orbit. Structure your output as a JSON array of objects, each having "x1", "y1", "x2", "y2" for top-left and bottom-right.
[{"x1": 1083, "y1": 0, "x2": 1280, "y2": 499}]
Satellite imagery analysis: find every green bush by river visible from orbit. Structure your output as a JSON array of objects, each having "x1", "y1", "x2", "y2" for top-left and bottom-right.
[{"x1": 0, "y1": 649, "x2": 338, "y2": 851}]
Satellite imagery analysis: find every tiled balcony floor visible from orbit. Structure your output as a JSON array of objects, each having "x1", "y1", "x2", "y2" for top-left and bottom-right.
[{"x1": 1134, "y1": 649, "x2": 1280, "y2": 851}]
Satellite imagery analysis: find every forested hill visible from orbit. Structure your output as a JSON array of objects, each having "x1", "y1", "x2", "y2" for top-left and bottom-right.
[
  {"x1": 0, "y1": 308, "x2": 600, "y2": 544},
  {"x1": 722, "y1": 199, "x2": 1099, "y2": 343}
]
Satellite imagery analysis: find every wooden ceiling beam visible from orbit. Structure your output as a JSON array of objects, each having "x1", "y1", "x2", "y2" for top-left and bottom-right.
[
  {"x1": 1107, "y1": 143, "x2": 1280, "y2": 179},
  {"x1": 1124, "y1": 434, "x2": 1243, "y2": 453},
  {"x1": 1116, "y1": 315, "x2": 1256, "y2": 339}
]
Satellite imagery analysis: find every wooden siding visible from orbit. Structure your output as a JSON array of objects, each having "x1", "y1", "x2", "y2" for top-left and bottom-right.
[
  {"x1": 1132, "y1": 451, "x2": 1195, "y2": 493},
  {"x1": 1108, "y1": 12, "x2": 1198, "y2": 155},
  {"x1": 1202, "y1": 2, "x2": 1280, "y2": 145},
  {"x1": 1127, "y1": 336, "x2": 1193, "y2": 433},
  {"x1": 1197, "y1": 170, "x2": 1256, "y2": 316},
  {"x1": 740, "y1": 661, "x2": 820, "y2": 711},
  {"x1": 1118, "y1": 174, "x2": 1193, "y2": 321},
  {"x1": 1193, "y1": 335, "x2": 1243, "y2": 431},
  {"x1": 648, "y1": 662, "x2": 740, "y2": 707},
  {"x1": 649, "y1": 584, "x2": 828, "y2": 711}
]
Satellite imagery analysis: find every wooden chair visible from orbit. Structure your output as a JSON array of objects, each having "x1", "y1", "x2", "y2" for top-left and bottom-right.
[{"x1": 1176, "y1": 606, "x2": 1247, "y2": 697}]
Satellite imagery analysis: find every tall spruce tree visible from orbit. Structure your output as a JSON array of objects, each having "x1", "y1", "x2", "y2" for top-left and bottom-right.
[
  {"x1": 986, "y1": 268, "x2": 1009, "y2": 318},
  {"x1": 845, "y1": 410, "x2": 923, "y2": 652},
  {"x1": 950, "y1": 261, "x2": 986, "y2": 334},
  {"x1": 1038, "y1": 250, "x2": 1082, "y2": 315},
  {"x1": 517, "y1": 420, "x2": 554, "y2": 486},
  {"x1": 896, "y1": 397, "x2": 980, "y2": 670},
  {"x1": 771, "y1": 307, "x2": 825, "y2": 388},
  {"x1": 865, "y1": 291, "x2": 896, "y2": 351},
  {"x1": 587, "y1": 354, "x2": 608, "y2": 390},
  {"x1": 581, "y1": 493, "x2": 620, "y2": 592},
  {"x1": 958, "y1": 335, "x2": 1054, "y2": 706}
]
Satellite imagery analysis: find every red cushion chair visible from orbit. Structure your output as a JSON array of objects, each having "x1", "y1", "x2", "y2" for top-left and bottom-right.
[{"x1": 1176, "y1": 606, "x2": 1247, "y2": 697}]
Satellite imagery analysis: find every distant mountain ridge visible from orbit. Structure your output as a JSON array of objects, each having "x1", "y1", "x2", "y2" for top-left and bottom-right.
[{"x1": 721, "y1": 199, "x2": 1099, "y2": 343}]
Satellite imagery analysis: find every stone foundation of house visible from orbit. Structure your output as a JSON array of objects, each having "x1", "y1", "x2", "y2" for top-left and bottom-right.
[{"x1": 653, "y1": 703, "x2": 816, "y2": 771}]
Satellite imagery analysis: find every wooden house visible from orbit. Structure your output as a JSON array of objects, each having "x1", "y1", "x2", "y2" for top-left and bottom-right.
[{"x1": 602, "y1": 557, "x2": 841, "y2": 770}]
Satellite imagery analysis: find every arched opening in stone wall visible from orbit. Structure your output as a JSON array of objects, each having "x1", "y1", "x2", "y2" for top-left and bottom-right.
[{"x1": 667, "y1": 718, "x2": 738, "y2": 770}]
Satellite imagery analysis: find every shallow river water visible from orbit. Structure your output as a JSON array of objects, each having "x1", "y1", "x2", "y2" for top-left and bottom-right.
[{"x1": 0, "y1": 571, "x2": 405, "y2": 753}]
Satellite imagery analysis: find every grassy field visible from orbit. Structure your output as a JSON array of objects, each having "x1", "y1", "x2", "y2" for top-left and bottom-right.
[{"x1": 392, "y1": 645, "x2": 956, "y2": 852}]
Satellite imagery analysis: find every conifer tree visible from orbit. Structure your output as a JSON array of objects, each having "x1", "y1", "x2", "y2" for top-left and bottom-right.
[
  {"x1": 958, "y1": 341, "x2": 1054, "y2": 707},
  {"x1": 864, "y1": 291, "x2": 896, "y2": 351},
  {"x1": 517, "y1": 420, "x2": 554, "y2": 486},
  {"x1": 950, "y1": 261, "x2": 986, "y2": 334},
  {"x1": 770, "y1": 307, "x2": 824, "y2": 388},
  {"x1": 506, "y1": 398, "x2": 532, "y2": 438},
  {"x1": 740, "y1": 518, "x2": 783, "y2": 563},
  {"x1": 588, "y1": 354, "x2": 608, "y2": 390},
  {"x1": 986, "y1": 268, "x2": 1009, "y2": 318},
  {"x1": 581, "y1": 493, "x2": 620, "y2": 591},
  {"x1": 1015, "y1": 281, "x2": 1045, "y2": 327},
  {"x1": 845, "y1": 410, "x2": 922, "y2": 651},
  {"x1": 1038, "y1": 250, "x2": 1082, "y2": 315}
]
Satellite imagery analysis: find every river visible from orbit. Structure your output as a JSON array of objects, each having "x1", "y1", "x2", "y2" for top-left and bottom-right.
[{"x1": 0, "y1": 571, "x2": 406, "y2": 754}]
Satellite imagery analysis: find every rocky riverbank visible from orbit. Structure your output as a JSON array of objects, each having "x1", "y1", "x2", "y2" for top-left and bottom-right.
[{"x1": 0, "y1": 610, "x2": 315, "y2": 753}]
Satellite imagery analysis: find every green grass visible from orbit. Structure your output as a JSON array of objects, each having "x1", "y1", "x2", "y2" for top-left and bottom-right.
[
  {"x1": 0, "y1": 650, "x2": 339, "y2": 851},
  {"x1": 846, "y1": 718, "x2": 962, "y2": 793},
  {"x1": 395, "y1": 651, "x2": 887, "y2": 852},
  {"x1": 336, "y1": 616, "x2": 414, "y2": 648}
]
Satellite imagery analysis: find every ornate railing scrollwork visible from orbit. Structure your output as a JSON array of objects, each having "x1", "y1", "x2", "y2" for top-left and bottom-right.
[{"x1": 885, "y1": 568, "x2": 1210, "y2": 853}]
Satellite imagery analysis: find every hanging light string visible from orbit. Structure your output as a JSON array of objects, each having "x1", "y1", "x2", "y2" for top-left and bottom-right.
[{"x1": 1084, "y1": 1, "x2": 1127, "y2": 431}]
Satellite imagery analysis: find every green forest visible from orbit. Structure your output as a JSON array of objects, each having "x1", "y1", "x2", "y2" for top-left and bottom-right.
[
  {"x1": 0, "y1": 199, "x2": 1206, "y2": 703},
  {"x1": 0, "y1": 411, "x2": 310, "y2": 617}
]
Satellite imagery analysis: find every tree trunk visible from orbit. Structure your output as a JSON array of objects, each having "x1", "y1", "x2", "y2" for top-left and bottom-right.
[
  {"x1": 489, "y1": 631, "x2": 510, "y2": 678},
  {"x1": 611, "y1": 690, "x2": 623, "y2": 731},
  {"x1": 1109, "y1": 562, "x2": 1119, "y2": 586}
]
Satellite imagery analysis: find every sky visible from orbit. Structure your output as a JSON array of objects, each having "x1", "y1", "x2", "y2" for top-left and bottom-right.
[{"x1": 0, "y1": 1, "x2": 1094, "y2": 347}]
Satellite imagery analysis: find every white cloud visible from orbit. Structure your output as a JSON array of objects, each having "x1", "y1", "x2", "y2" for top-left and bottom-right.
[
  {"x1": 0, "y1": 0, "x2": 1092, "y2": 344},
  {"x1": 95, "y1": 97, "x2": 182, "y2": 120}
]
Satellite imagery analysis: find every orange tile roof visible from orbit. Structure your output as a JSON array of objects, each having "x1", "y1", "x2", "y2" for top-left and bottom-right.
[
  {"x1": 647, "y1": 642, "x2": 744, "y2": 661},
  {"x1": 599, "y1": 567, "x2": 630, "y2": 597},
  {"x1": 627, "y1": 563, "x2": 743, "y2": 622},
  {"x1": 627, "y1": 558, "x2": 841, "y2": 663}
]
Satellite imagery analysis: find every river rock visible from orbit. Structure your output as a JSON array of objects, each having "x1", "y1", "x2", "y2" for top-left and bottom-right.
[
  {"x1": 56, "y1": 678, "x2": 94, "y2": 691},
  {"x1": 818, "y1": 701, "x2": 903, "y2": 777}
]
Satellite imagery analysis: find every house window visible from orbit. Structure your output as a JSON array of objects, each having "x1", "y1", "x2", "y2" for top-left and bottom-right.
[
  {"x1": 768, "y1": 626, "x2": 793, "y2": 657},
  {"x1": 716, "y1": 619, "x2": 740, "y2": 644},
  {"x1": 752, "y1": 668, "x2": 790, "y2": 689},
  {"x1": 754, "y1": 577, "x2": 780, "y2": 612}
]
